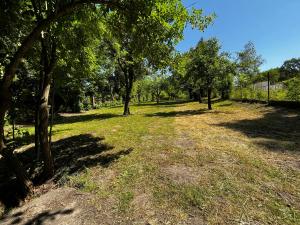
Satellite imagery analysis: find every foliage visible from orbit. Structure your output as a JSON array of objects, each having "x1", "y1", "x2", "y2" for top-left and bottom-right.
[
  {"x1": 286, "y1": 77, "x2": 300, "y2": 101},
  {"x1": 280, "y1": 58, "x2": 300, "y2": 80},
  {"x1": 236, "y1": 41, "x2": 264, "y2": 78},
  {"x1": 186, "y1": 38, "x2": 234, "y2": 105},
  {"x1": 253, "y1": 68, "x2": 281, "y2": 83}
]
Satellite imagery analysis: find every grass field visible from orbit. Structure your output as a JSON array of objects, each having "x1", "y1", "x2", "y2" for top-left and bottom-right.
[{"x1": 2, "y1": 101, "x2": 300, "y2": 224}]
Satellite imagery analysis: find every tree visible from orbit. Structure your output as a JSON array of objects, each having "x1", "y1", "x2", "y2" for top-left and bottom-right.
[
  {"x1": 254, "y1": 68, "x2": 280, "y2": 84},
  {"x1": 150, "y1": 74, "x2": 168, "y2": 104},
  {"x1": 236, "y1": 41, "x2": 264, "y2": 78},
  {"x1": 106, "y1": 0, "x2": 213, "y2": 115},
  {"x1": 280, "y1": 58, "x2": 300, "y2": 80},
  {"x1": 186, "y1": 38, "x2": 232, "y2": 110}
]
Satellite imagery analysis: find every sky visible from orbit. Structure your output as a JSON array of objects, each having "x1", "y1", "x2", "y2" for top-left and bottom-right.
[{"x1": 177, "y1": 0, "x2": 300, "y2": 71}]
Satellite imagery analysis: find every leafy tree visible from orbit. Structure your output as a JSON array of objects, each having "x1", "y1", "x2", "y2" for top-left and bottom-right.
[
  {"x1": 187, "y1": 38, "x2": 232, "y2": 110},
  {"x1": 280, "y1": 58, "x2": 300, "y2": 80},
  {"x1": 106, "y1": 0, "x2": 213, "y2": 115},
  {"x1": 236, "y1": 41, "x2": 264, "y2": 78},
  {"x1": 0, "y1": 0, "x2": 118, "y2": 189},
  {"x1": 150, "y1": 73, "x2": 168, "y2": 104},
  {"x1": 254, "y1": 68, "x2": 280, "y2": 83}
]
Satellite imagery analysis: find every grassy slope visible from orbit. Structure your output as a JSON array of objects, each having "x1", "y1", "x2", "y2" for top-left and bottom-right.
[{"x1": 8, "y1": 101, "x2": 300, "y2": 224}]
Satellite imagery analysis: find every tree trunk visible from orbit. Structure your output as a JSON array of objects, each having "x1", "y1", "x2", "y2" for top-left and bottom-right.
[
  {"x1": 35, "y1": 87, "x2": 41, "y2": 160},
  {"x1": 38, "y1": 73, "x2": 54, "y2": 177},
  {"x1": 137, "y1": 93, "x2": 141, "y2": 104},
  {"x1": 207, "y1": 87, "x2": 212, "y2": 110},
  {"x1": 123, "y1": 66, "x2": 134, "y2": 116},
  {"x1": 48, "y1": 83, "x2": 55, "y2": 150},
  {"x1": 38, "y1": 37, "x2": 56, "y2": 178},
  {"x1": 90, "y1": 95, "x2": 96, "y2": 109},
  {"x1": 198, "y1": 88, "x2": 202, "y2": 103}
]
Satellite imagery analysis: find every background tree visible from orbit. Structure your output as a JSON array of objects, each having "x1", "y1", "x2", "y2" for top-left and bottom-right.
[
  {"x1": 150, "y1": 73, "x2": 168, "y2": 104},
  {"x1": 280, "y1": 58, "x2": 300, "y2": 80},
  {"x1": 106, "y1": 0, "x2": 213, "y2": 115},
  {"x1": 186, "y1": 38, "x2": 232, "y2": 110}
]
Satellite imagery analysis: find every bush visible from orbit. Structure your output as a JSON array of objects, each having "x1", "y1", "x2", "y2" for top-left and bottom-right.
[
  {"x1": 270, "y1": 89, "x2": 287, "y2": 101},
  {"x1": 286, "y1": 77, "x2": 300, "y2": 101}
]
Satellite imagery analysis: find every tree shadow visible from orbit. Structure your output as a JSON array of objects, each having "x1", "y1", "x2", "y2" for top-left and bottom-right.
[
  {"x1": 1, "y1": 208, "x2": 74, "y2": 225},
  {"x1": 145, "y1": 109, "x2": 208, "y2": 117},
  {"x1": 217, "y1": 107, "x2": 300, "y2": 152},
  {"x1": 145, "y1": 108, "x2": 234, "y2": 118},
  {"x1": 135, "y1": 100, "x2": 191, "y2": 107},
  {"x1": 0, "y1": 134, "x2": 133, "y2": 213},
  {"x1": 54, "y1": 113, "x2": 121, "y2": 125}
]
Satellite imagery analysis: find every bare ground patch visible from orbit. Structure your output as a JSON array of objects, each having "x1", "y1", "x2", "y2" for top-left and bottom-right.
[
  {"x1": 162, "y1": 165, "x2": 205, "y2": 185},
  {"x1": 1, "y1": 188, "x2": 117, "y2": 225}
]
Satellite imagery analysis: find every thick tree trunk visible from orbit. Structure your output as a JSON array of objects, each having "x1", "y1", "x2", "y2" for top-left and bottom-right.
[{"x1": 207, "y1": 87, "x2": 212, "y2": 110}]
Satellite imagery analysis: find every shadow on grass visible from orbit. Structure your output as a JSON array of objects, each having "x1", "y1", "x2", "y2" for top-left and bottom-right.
[
  {"x1": 135, "y1": 100, "x2": 191, "y2": 107},
  {"x1": 217, "y1": 107, "x2": 300, "y2": 152},
  {"x1": 1, "y1": 208, "x2": 74, "y2": 225},
  {"x1": 0, "y1": 134, "x2": 133, "y2": 213},
  {"x1": 146, "y1": 108, "x2": 234, "y2": 118},
  {"x1": 54, "y1": 113, "x2": 121, "y2": 125},
  {"x1": 146, "y1": 109, "x2": 208, "y2": 117}
]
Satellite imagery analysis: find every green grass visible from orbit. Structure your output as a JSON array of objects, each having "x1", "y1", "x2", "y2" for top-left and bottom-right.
[{"x1": 6, "y1": 101, "x2": 300, "y2": 224}]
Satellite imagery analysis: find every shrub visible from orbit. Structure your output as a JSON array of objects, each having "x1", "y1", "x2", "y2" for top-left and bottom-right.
[{"x1": 286, "y1": 77, "x2": 300, "y2": 101}]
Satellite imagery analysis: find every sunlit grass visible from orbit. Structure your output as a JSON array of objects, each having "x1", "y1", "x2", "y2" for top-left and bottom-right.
[{"x1": 8, "y1": 101, "x2": 300, "y2": 224}]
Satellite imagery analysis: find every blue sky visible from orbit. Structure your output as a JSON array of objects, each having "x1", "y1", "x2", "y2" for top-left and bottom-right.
[{"x1": 177, "y1": 0, "x2": 300, "y2": 71}]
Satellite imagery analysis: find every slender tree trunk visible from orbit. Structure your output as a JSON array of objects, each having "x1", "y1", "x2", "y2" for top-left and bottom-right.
[
  {"x1": 90, "y1": 95, "x2": 96, "y2": 109},
  {"x1": 207, "y1": 87, "x2": 212, "y2": 110},
  {"x1": 48, "y1": 83, "x2": 55, "y2": 149},
  {"x1": 35, "y1": 87, "x2": 40, "y2": 160},
  {"x1": 38, "y1": 73, "x2": 54, "y2": 177},
  {"x1": 198, "y1": 88, "x2": 202, "y2": 103},
  {"x1": 137, "y1": 93, "x2": 141, "y2": 104},
  {"x1": 156, "y1": 92, "x2": 160, "y2": 104},
  {"x1": 39, "y1": 39, "x2": 57, "y2": 177},
  {"x1": 0, "y1": 87, "x2": 11, "y2": 152},
  {"x1": 123, "y1": 66, "x2": 134, "y2": 116},
  {"x1": 188, "y1": 88, "x2": 193, "y2": 100},
  {"x1": 12, "y1": 118, "x2": 15, "y2": 141}
]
